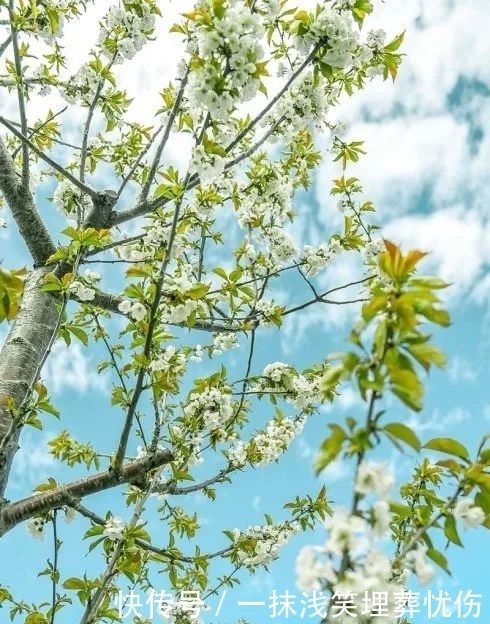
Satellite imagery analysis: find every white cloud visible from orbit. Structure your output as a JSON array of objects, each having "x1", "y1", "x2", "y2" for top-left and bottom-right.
[
  {"x1": 319, "y1": 456, "x2": 349, "y2": 483},
  {"x1": 9, "y1": 430, "x2": 57, "y2": 490},
  {"x1": 296, "y1": 438, "x2": 315, "y2": 461},
  {"x1": 405, "y1": 406, "x2": 470, "y2": 435},
  {"x1": 42, "y1": 341, "x2": 109, "y2": 396},
  {"x1": 321, "y1": 386, "x2": 363, "y2": 415},
  {"x1": 447, "y1": 356, "x2": 478, "y2": 384}
]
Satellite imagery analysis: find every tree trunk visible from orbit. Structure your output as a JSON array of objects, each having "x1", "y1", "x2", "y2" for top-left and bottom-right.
[{"x1": 0, "y1": 266, "x2": 58, "y2": 498}]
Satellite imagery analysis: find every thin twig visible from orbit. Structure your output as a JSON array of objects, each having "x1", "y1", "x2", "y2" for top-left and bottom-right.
[
  {"x1": 0, "y1": 116, "x2": 97, "y2": 198},
  {"x1": 11, "y1": 106, "x2": 68, "y2": 160},
  {"x1": 138, "y1": 64, "x2": 190, "y2": 203},
  {"x1": 9, "y1": 0, "x2": 29, "y2": 187}
]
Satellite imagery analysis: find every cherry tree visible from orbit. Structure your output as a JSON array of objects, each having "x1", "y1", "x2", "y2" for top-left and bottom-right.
[{"x1": 0, "y1": 1, "x2": 488, "y2": 624}]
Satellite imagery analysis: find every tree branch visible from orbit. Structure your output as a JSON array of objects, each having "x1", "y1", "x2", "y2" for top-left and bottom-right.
[
  {"x1": 9, "y1": 0, "x2": 29, "y2": 187},
  {"x1": 138, "y1": 64, "x2": 190, "y2": 203},
  {"x1": 86, "y1": 289, "x2": 243, "y2": 333},
  {"x1": 0, "y1": 137, "x2": 56, "y2": 265},
  {"x1": 0, "y1": 34, "x2": 12, "y2": 58},
  {"x1": 0, "y1": 447, "x2": 174, "y2": 536},
  {"x1": 112, "y1": 46, "x2": 320, "y2": 227},
  {"x1": 0, "y1": 116, "x2": 97, "y2": 199},
  {"x1": 72, "y1": 500, "x2": 231, "y2": 563}
]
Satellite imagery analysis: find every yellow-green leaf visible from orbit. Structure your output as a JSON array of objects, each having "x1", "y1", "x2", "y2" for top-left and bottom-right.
[
  {"x1": 423, "y1": 437, "x2": 469, "y2": 461},
  {"x1": 384, "y1": 422, "x2": 421, "y2": 450}
]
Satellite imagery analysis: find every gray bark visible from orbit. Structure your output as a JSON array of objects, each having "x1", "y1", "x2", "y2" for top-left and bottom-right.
[
  {"x1": 0, "y1": 447, "x2": 173, "y2": 536},
  {"x1": 0, "y1": 266, "x2": 59, "y2": 498},
  {"x1": 0, "y1": 137, "x2": 56, "y2": 265}
]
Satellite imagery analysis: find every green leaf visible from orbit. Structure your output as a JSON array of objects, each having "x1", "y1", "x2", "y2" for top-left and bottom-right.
[
  {"x1": 25, "y1": 614, "x2": 47, "y2": 624},
  {"x1": 409, "y1": 276, "x2": 450, "y2": 290},
  {"x1": 423, "y1": 437, "x2": 469, "y2": 461},
  {"x1": 444, "y1": 514, "x2": 463, "y2": 547},
  {"x1": 384, "y1": 31, "x2": 405, "y2": 53},
  {"x1": 362, "y1": 295, "x2": 387, "y2": 322},
  {"x1": 314, "y1": 424, "x2": 347, "y2": 474},
  {"x1": 391, "y1": 384, "x2": 423, "y2": 411},
  {"x1": 426, "y1": 547, "x2": 451, "y2": 575},
  {"x1": 67, "y1": 326, "x2": 89, "y2": 346},
  {"x1": 383, "y1": 422, "x2": 421, "y2": 450},
  {"x1": 63, "y1": 577, "x2": 87, "y2": 590},
  {"x1": 213, "y1": 267, "x2": 228, "y2": 280},
  {"x1": 414, "y1": 302, "x2": 451, "y2": 327},
  {"x1": 319, "y1": 365, "x2": 344, "y2": 393},
  {"x1": 406, "y1": 343, "x2": 447, "y2": 371}
]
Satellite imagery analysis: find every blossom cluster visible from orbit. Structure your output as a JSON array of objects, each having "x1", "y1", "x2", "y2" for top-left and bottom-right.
[
  {"x1": 255, "y1": 361, "x2": 322, "y2": 409},
  {"x1": 187, "y1": 1, "x2": 266, "y2": 120},
  {"x1": 296, "y1": 460, "x2": 486, "y2": 618},
  {"x1": 68, "y1": 269, "x2": 101, "y2": 302},
  {"x1": 183, "y1": 386, "x2": 234, "y2": 433},
  {"x1": 301, "y1": 238, "x2": 342, "y2": 277},
  {"x1": 98, "y1": 2, "x2": 157, "y2": 64},
  {"x1": 294, "y1": 6, "x2": 359, "y2": 68},
  {"x1": 295, "y1": 462, "x2": 405, "y2": 619},
  {"x1": 233, "y1": 521, "x2": 300, "y2": 568},
  {"x1": 62, "y1": 62, "x2": 107, "y2": 106},
  {"x1": 453, "y1": 499, "x2": 486, "y2": 529},
  {"x1": 272, "y1": 72, "x2": 335, "y2": 138},
  {"x1": 254, "y1": 299, "x2": 283, "y2": 327},
  {"x1": 262, "y1": 227, "x2": 298, "y2": 267},
  {"x1": 150, "y1": 345, "x2": 187, "y2": 376},
  {"x1": 118, "y1": 299, "x2": 147, "y2": 321},
  {"x1": 52, "y1": 179, "x2": 93, "y2": 218},
  {"x1": 155, "y1": 269, "x2": 210, "y2": 325},
  {"x1": 227, "y1": 414, "x2": 306, "y2": 468},
  {"x1": 189, "y1": 145, "x2": 226, "y2": 186},
  {"x1": 35, "y1": 1, "x2": 67, "y2": 44},
  {"x1": 212, "y1": 332, "x2": 239, "y2": 355},
  {"x1": 236, "y1": 163, "x2": 294, "y2": 230}
]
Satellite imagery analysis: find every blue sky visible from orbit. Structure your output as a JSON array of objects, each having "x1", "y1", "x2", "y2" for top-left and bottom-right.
[{"x1": 1, "y1": 1, "x2": 490, "y2": 624}]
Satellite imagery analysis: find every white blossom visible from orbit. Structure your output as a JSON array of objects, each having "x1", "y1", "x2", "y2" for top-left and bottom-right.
[
  {"x1": 296, "y1": 546, "x2": 337, "y2": 591},
  {"x1": 150, "y1": 346, "x2": 187, "y2": 375},
  {"x1": 367, "y1": 29, "x2": 387, "y2": 50},
  {"x1": 255, "y1": 299, "x2": 281, "y2": 326},
  {"x1": 98, "y1": 2, "x2": 156, "y2": 63},
  {"x1": 53, "y1": 179, "x2": 93, "y2": 217},
  {"x1": 190, "y1": 344, "x2": 203, "y2": 363},
  {"x1": 263, "y1": 362, "x2": 290, "y2": 383},
  {"x1": 183, "y1": 386, "x2": 234, "y2": 432},
  {"x1": 302, "y1": 243, "x2": 332, "y2": 277},
  {"x1": 372, "y1": 500, "x2": 392, "y2": 537},
  {"x1": 355, "y1": 460, "x2": 395, "y2": 499},
  {"x1": 68, "y1": 281, "x2": 96, "y2": 302},
  {"x1": 234, "y1": 521, "x2": 300, "y2": 567},
  {"x1": 27, "y1": 517, "x2": 47, "y2": 541},
  {"x1": 324, "y1": 508, "x2": 368, "y2": 557},
  {"x1": 213, "y1": 333, "x2": 239, "y2": 354},
  {"x1": 406, "y1": 544, "x2": 435, "y2": 586},
  {"x1": 454, "y1": 499, "x2": 486, "y2": 528},
  {"x1": 103, "y1": 516, "x2": 125, "y2": 541},
  {"x1": 118, "y1": 299, "x2": 147, "y2": 321},
  {"x1": 187, "y1": 2, "x2": 265, "y2": 120}
]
